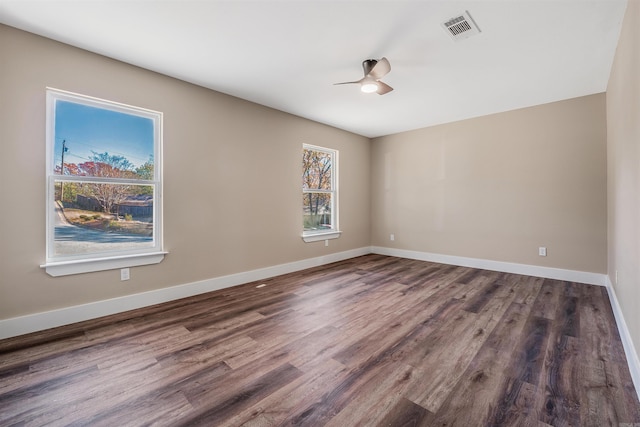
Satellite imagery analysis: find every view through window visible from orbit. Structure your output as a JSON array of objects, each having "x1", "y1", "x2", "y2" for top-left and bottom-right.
[{"x1": 45, "y1": 89, "x2": 163, "y2": 271}]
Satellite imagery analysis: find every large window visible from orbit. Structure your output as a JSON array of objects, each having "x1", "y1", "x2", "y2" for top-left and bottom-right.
[
  {"x1": 43, "y1": 89, "x2": 164, "y2": 276},
  {"x1": 302, "y1": 144, "x2": 340, "y2": 242}
]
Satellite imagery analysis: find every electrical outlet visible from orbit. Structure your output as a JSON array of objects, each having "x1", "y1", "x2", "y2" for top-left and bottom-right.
[
  {"x1": 538, "y1": 247, "x2": 547, "y2": 257},
  {"x1": 325, "y1": 239, "x2": 329, "y2": 247},
  {"x1": 390, "y1": 234, "x2": 395, "y2": 241},
  {"x1": 120, "y1": 268, "x2": 130, "y2": 281},
  {"x1": 615, "y1": 270, "x2": 618, "y2": 284}
]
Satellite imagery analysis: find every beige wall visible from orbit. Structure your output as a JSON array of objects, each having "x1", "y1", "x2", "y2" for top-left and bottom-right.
[
  {"x1": 371, "y1": 94, "x2": 607, "y2": 273},
  {"x1": 0, "y1": 25, "x2": 370, "y2": 320},
  {"x1": 607, "y1": 0, "x2": 640, "y2": 359}
]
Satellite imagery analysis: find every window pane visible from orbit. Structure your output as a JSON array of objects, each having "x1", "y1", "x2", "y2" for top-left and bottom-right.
[
  {"x1": 53, "y1": 180, "x2": 154, "y2": 257},
  {"x1": 303, "y1": 193, "x2": 332, "y2": 231},
  {"x1": 302, "y1": 148, "x2": 332, "y2": 190},
  {"x1": 54, "y1": 100, "x2": 155, "y2": 180}
]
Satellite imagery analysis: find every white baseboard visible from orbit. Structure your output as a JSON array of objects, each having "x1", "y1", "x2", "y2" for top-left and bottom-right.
[
  {"x1": 0, "y1": 247, "x2": 371, "y2": 340},
  {"x1": 605, "y1": 276, "x2": 640, "y2": 402},
  {"x1": 0, "y1": 246, "x2": 618, "y2": 340},
  {"x1": 371, "y1": 246, "x2": 607, "y2": 286}
]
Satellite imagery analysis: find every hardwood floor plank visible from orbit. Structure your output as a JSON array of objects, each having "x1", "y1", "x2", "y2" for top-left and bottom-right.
[
  {"x1": 0, "y1": 365, "x2": 101, "y2": 425},
  {"x1": 490, "y1": 378, "x2": 547, "y2": 427},
  {"x1": 512, "y1": 275, "x2": 545, "y2": 306},
  {"x1": 221, "y1": 359, "x2": 350, "y2": 427},
  {"x1": 535, "y1": 285, "x2": 583, "y2": 426},
  {"x1": 324, "y1": 363, "x2": 426, "y2": 426},
  {"x1": 405, "y1": 278, "x2": 519, "y2": 412},
  {"x1": 530, "y1": 279, "x2": 563, "y2": 320},
  {"x1": 182, "y1": 363, "x2": 303, "y2": 426},
  {"x1": 538, "y1": 334, "x2": 581, "y2": 426},
  {"x1": 431, "y1": 345, "x2": 513, "y2": 426},
  {"x1": 270, "y1": 366, "x2": 372, "y2": 425},
  {"x1": 509, "y1": 315, "x2": 552, "y2": 386},
  {"x1": 486, "y1": 301, "x2": 534, "y2": 351},
  {"x1": 332, "y1": 291, "x2": 465, "y2": 369},
  {"x1": 462, "y1": 276, "x2": 503, "y2": 313},
  {"x1": 0, "y1": 325, "x2": 189, "y2": 397},
  {"x1": 373, "y1": 397, "x2": 432, "y2": 427},
  {"x1": 578, "y1": 284, "x2": 640, "y2": 424},
  {"x1": 94, "y1": 360, "x2": 230, "y2": 423},
  {"x1": 431, "y1": 290, "x2": 541, "y2": 426},
  {"x1": 65, "y1": 389, "x2": 193, "y2": 427},
  {"x1": 253, "y1": 325, "x2": 342, "y2": 371},
  {"x1": 273, "y1": 298, "x2": 462, "y2": 425},
  {"x1": 157, "y1": 335, "x2": 254, "y2": 377}
]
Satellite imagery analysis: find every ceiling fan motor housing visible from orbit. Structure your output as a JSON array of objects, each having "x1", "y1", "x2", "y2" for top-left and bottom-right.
[{"x1": 362, "y1": 59, "x2": 378, "y2": 76}]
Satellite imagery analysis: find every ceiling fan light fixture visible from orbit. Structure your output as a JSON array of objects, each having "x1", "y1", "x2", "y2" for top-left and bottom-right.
[{"x1": 361, "y1": 80, "x2": 379, "y2": 93}]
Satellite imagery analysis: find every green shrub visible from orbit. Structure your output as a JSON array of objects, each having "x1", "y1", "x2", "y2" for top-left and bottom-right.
[
  {"x1": 124, "y1": 214, "x2": 133, "y2": 221},
  {"x1": 92, "y1": 214, "x2": 101, "y2": 220}
]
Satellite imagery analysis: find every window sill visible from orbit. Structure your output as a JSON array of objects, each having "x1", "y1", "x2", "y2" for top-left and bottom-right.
[
  {"x1": 301, "y1": 230, "x2": 342, "y2": 243},
  {"x1": 41, "y1": 251, "x2": 167, "y2": 277}
]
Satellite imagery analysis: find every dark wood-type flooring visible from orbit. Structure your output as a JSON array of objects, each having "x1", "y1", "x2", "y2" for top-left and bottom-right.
[{"x1": 1, "y1": 255, "x2": 639, "y2": 426}]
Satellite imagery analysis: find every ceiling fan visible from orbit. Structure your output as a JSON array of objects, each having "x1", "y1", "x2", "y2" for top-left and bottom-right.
[{"x1": 334, "y1": 57, "x2": 393, "y2": 95}]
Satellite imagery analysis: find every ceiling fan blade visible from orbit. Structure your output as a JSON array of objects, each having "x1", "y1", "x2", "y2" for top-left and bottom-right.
[
  {"x1": 368, "y1": 57, "x2": 391, "y2": 80},
  {"x1": 333, "y1": 80, "x2": 362, "y2": 85},
  {"x1": 376, "y1": 81, "x2": 394, "y2": 95}
]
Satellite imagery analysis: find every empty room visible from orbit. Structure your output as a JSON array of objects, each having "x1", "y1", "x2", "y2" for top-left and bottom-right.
[{"x1": 1, "y1": 0, "x2": 639, "y2": 425}]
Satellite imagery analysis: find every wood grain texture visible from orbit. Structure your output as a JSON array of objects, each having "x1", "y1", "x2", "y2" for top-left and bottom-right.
[{"x1": 1, "y1": 254, "x2": 638, "y2": 426}]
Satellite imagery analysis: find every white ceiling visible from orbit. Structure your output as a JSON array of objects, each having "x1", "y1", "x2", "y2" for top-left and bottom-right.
[{"x1": 0, "y1": 0, "x2": 627, "y2": 138}]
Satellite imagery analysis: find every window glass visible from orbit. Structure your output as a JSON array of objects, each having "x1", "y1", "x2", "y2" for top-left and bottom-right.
[{"x1": 45, "y1": 89, "x2": 163, "y2": 273}]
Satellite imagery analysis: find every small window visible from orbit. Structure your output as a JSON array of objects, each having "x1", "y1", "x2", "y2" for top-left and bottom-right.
[
  {"x1": 302, "y1": 144, "x2": 341, "y2": 242},
  {"x1": 43, "y1": 89, "x2": 165, "y2": 276}
]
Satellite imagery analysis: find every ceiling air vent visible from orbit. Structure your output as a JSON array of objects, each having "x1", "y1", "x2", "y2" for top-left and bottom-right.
[{"x1": 442, "y1": 11, "x2": 481, "y2": 41}]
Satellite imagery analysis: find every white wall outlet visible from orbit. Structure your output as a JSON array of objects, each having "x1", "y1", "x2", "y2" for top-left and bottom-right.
[
  {"x1": 120, "y1": 268, "x2": 130, "y2": 281},
  {"x1": 390, "y1": 234, "x2": 395, "y2": 241},
  {"x1": 538, "y1": 247, "x2": 547, "y2": 257},
  {"x1": 325, "y1": 239, "x2": 329, "y2": 247},
  {"x1": 615, "y1": 270, "x2": 619, "y2": 284}
]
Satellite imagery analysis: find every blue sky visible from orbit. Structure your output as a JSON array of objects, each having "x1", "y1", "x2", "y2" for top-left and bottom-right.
[{"x1": 54, "y1": 100, "x2": 154, "y2": 171}]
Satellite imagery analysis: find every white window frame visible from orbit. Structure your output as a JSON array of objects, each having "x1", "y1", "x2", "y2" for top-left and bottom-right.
[
  {"x1": 41, "y1": 88, "x2": 165, "y2": 276},
  {"x1": 302, "y1": 144, "x2": 341, "y2": 243}
]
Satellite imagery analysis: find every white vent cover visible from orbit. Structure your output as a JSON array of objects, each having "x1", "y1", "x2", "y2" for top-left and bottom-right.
[{"x1": 442, "y1": 11, "x2": 481, "y2": 41}]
